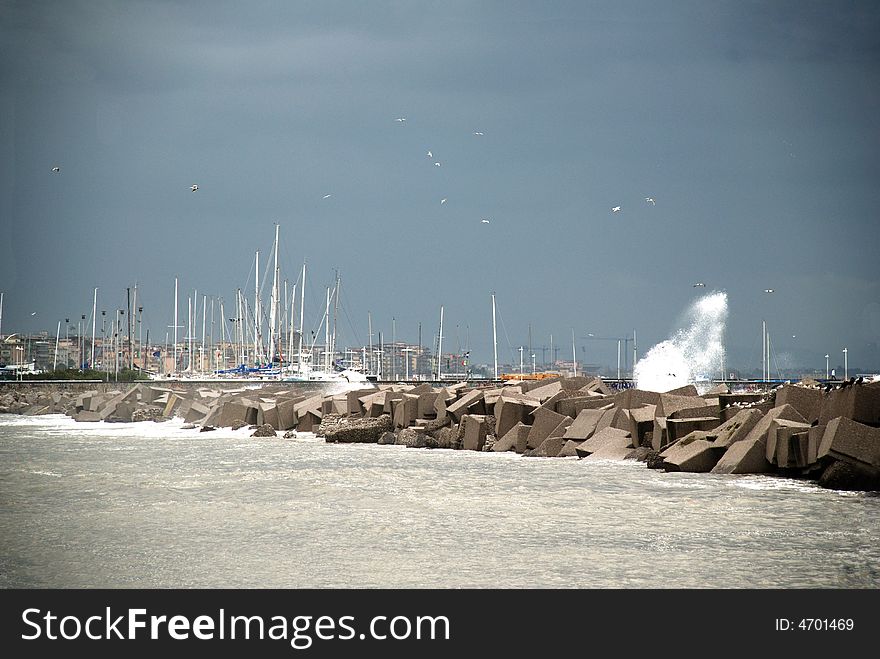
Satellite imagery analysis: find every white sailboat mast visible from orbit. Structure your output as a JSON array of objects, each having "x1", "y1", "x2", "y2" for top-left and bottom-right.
[
  {"x1": 437, "y1": 305, "x2": 444, "y2": 380},
  {"x1": 91, "y1": 287, "x2": 97, "y2": 369},
  {"x1": 298, "y1": 263, "x2": 306, "y2": 374},
  {"x1": 173, "y1": 277, "x2": 178, "y2": 376},
  {"x1": 201, "y1": 295, "x2": 207, "y2": 374},
  {"x1": 491, "y1": 292, "x2": 498, "y2": 380},
  {"x1": 324, "y1": 287, "x2": 331, "y2": 373},
  {"x1": 268, "y1": 224, "x2": 279, "y2": 365},
  {"x1": 254, "y1": 250, "x2": 260, "y2": 366},
  {"x1": 288, "y1": 284, "x2": 296, "y2": 371}
]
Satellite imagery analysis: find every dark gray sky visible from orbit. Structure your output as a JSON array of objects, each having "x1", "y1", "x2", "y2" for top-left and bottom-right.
[{"x1": 2, "y1": 0, "x2": 878, "y2": 372}]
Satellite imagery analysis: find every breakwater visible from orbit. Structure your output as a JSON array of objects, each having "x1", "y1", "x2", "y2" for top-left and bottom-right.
[{"x1": 1, "y1": 375, "x2": 878, "y2": 492}]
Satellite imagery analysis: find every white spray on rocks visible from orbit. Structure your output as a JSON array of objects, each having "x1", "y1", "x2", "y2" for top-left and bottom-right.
[{"x1": 635, "y1": 291, "x2": 728, "y2": 393}]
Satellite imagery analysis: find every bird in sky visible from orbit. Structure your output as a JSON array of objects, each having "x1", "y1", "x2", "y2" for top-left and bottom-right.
[
  {"x1": 612, "y1": 206, "x2": 621, "y2": 213},
  {"x1": 395, "y1": 117, "x2": 406, "y2": 122},
  {"x1": 764, "y1": 288, "x2": 774, "y2": 293},
  {"x1": 191, "y1": 184, "x2": 199, "y2": 192},
  {"x1": 645, "y1": 197, "x2": 655, "y2": 205},
  {"x1": 481, "y1": 218, "x2": 490, "y2": 224},
  {"x1": 693, "y1": 282, "x2": 706, "y2": 287},
  {"x1": 473, "y1": 131, "x2": 484, "y2": 136},
  {"x1": 427, "y1": 150, "x2": 432, "y2": 158},
  {"x1": 322, "y1": 194, "x2": 332, "y2": 199},
  {"x1": 434, "y1": 162, "x2": 441, "y2": 167},
  {"x1": 30, "y1": 311, "x2": 37, "y2": 316},
  {"x1": 440, "y1": 198, "x2": 447, "y2": 204},
  {"x1": 51, "y1": 166, "x2": 60, "y2": 173}
]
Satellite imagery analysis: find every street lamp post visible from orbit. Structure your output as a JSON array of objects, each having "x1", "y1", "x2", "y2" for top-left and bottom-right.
[
  {"x1": 519, "y1": 346, "x2": 524, "y2": 376},
  {"x1": 825, "y1": 354, "x2": 829, "y2": 380},
  {"x1": 842, "y1": 348, "x2": 848, "y2": 380},
  {"x1": 531, "y1": 353, "x2": 536, "y2": 375}
]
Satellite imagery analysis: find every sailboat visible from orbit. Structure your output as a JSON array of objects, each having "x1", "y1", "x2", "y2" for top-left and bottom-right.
[{"x1": 281, "y1": 268, "x2": 367, "y2": 383}]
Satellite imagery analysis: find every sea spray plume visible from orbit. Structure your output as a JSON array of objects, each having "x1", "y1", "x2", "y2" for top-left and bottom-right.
[{"x1": 635, "y1": 292, "x2": 728, "y2": 393}]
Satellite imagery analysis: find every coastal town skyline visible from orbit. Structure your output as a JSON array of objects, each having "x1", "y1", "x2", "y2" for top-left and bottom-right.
[{"x1": 2, "y1": 1, "x2": 878, "y2": 372}]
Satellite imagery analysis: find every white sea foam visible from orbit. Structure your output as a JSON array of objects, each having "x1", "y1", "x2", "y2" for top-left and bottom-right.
[{"x1": 635, "y1": 291, "x2": 728, "y2": 393}]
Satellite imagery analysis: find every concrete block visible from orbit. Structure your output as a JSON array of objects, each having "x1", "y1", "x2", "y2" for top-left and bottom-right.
[
  {"x1": 656, "y1": 393, "x2": 714, "y2": 418},
  {"x1": 393, "y1": 394, "x2": 420, "y2": 430},
  {"x1": 462, "y1": 414, "x2": 491, "y2": 451},
  {"x1": 494, "y1": 395, "x2": 540, "y2": 439},
  {"x1": 777, "y1": 431, "x2": 812, "y2": 469},
  {"x1": 807, "y1": 425, "x2": 825, "y2": 465},
  {"x1": 446, "y1": 389, "x2": 485, "y2": 422},
  {"x1": 819, "y1": 416, "x2": 880, "y2": 470},
  {"x1": 492, "y1": 422, "x2": 531, "y2": 453},
  {"x1": 276, "y1": 398, "x2": 298, "y2": 430},
  {"x1": 556, "y1": 395, "x2": 611, "y2": 418},
  {"x1": 525, "y1": 380, "x2": 563, "y2": 403},
  {"x1": 110, "y1": 402, "x2": 136, "y2": 422},
  {"x1": 345, "y1": 388, "x2": 374, "y2": 416},
  {"x1": 297, "y1": 410, "x2": 323, "y2": 433},
  {"x1": 575, "y1": 427, "x2": 632, "y2": 457},
  {"x1": 163, "y1": 393, "x2": 182, "y2": 418},
  {"x1": 774, "y1": 384, "x2": 823, "y2": 423},
  {"x1": 582, "y1": 443, "x2": 635, "y2": 461},
  {"x1": 666, "y1": 384, "x2": 699, "y2": 396},
  {"x1": 529, "y1": 435, "x2": 567, "y2": 457},
  {"x1": 578, "y1": 377, "x2": 614, "y2": 395},
  {"x1": 711, "y1": 437, "x2": 774, "y2": 474},
  {"x1": 818, "y1": 459, "x2": 880, "y2": 491},
  {"x1": 417, "y1": 392, "x2": 439, "y2": 418},
  {"x1": 74, "y1": 410, "x2": 102, "y2": 422},
  {"x1": 382, "y1": 392, "x2": 406, "y2": 414},
  {"x1": 613, "y1": 388, "x2": 661, "y2": 410},
  {"x1": 668, "y1": 402, "x2": 720, "y2": 420},
  {"x1": 526, "y1": 407, "x2": 570, "y2": 449},
  {"x1": 766, "y1": 419, "x2": 811, "y2": 464},
  {"x1": 218, "y1": 401, "x2": 249, "y2": 428},
  {"x1": 666, "y1": 417, "x2": 720, "y2": 444},
  {"x1": 712, "y1": 408, "x2": 764, "y2": 448},
  {"x1": 741, "y1": 404, "x2": 806, "y2": 446},
  {"x1": 651, "y1": 417, "x2": 668, "y2": 451},
  {"x1": 557, "y1": 440, "x2": 582, "y2": 457},
  {"x1": 628, "y1": 404, "x2": 657, "y2": 447},
  {"x1": 818, "y1": 383, "x2": 880, "y2": 426},
  {"x1": 662, "y1": 439, "x2": 723, "y2": 472},
  {"x1": 184, "y1": 401, "x2": 212, "y2": 425},
  {"x1": 607, "y1": 408, "x2": 629, "y2": 432},
  {"x1": 563, "y1": 408, "x2": 605, "y2": 441}
]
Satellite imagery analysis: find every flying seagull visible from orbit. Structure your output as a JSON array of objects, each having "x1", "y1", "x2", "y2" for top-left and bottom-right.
[
  {"x1": 611, "y1": 206, "x2": 621, "y2": 213},
  {"x1": 427, "y1": 150, "x2": 433, "y2": 158},
  {"x1": 30, "y1": 311, "x2": 37, "y2": 316},
  {"x1": 434, "y1": 162, "x2": 441, "y2": 167},
  {"x1": 395, "y1": 117, "x2": 406, "y2": 122},
  {"x1": 645, "y1": 197, "x2": 655, "y2": 205},
  {"x1": 473, "y1": 131, "x2": 484, "y2": 136},
  {"x1": 440, "y1": 198, "x2": 447, "y2": 204},
  {"x1": 322, "y1": 194, "x2": 332, "y2": 199},
  {"x1": 764, "y1": 288, "x2": 774, "y2": 293},
  {"x1": 51, "y1": 166, "x2": 60, "y2": 173},
  {"x1": 481, "y1": 218, "x2": 490, "y2": 224},
  {"x1": 191, "y1": 184, "x2": 199, "y2": 192},
  {"x1": 693, "y1": 282, "x2": 706, "y2": 287}
]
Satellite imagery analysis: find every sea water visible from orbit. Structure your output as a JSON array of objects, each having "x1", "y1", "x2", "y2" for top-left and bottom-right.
[{"x1": 0, "y1": 413, "x2": 878, "y2": 588}]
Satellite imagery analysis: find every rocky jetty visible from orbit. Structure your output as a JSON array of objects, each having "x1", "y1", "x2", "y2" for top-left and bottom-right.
[{"x1": 2, "y1": 377, "x2": 879, "y2": 491}]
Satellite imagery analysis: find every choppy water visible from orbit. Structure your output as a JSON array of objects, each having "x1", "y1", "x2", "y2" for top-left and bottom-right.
[{"x1": 1, "y1": 414, "x2": 878, "y2": 588}]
